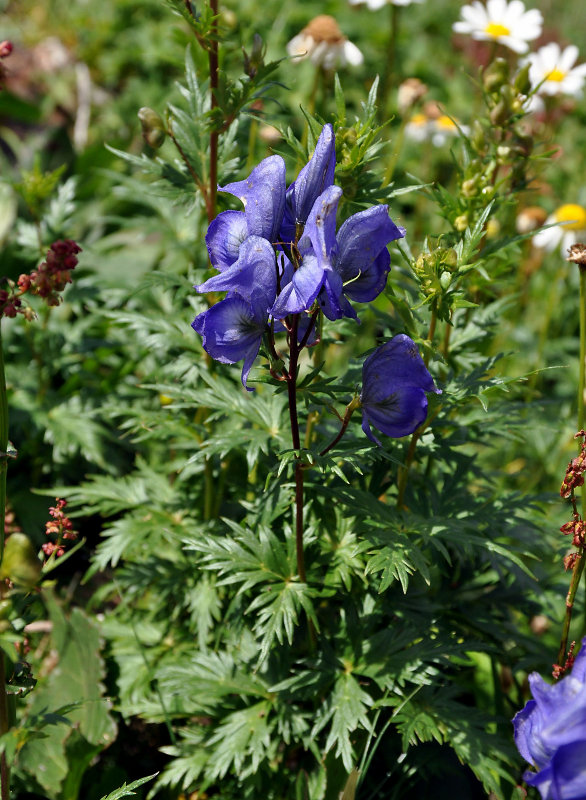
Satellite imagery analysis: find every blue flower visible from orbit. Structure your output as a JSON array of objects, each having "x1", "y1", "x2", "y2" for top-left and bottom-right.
[
  {"x1": 205, "y1": 155, "x2": 286, "y2": 272},
  {"x1": 513, "y1": 639, "x2": 586, "y2": 800},
  {"x1": 280, "y1": 123, "x2": 336, "y2": 244},
  {"x1": 195, "y1": 235, "x2": 279, "y2": 310},
  {"x1": 272, "y1": 186, "x2": 406, "y2": 321},
  {"x1": 360, "y1": 334, "x2": 440, "y2": 444},
  {"x1": 192, "y1": 292, "x2": 268, "y2": 391}
]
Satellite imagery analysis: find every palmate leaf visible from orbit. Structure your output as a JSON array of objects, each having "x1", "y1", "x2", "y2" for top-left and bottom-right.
[
  {"x1": 184, "y1": 522, "x2": 320, "y2": 664},
  {"x1": 205, "y1": 700, "x2": 276, "y2": 780},
  {"x1": 312, "y1": 673, "x2": 373, "y2": 772}
]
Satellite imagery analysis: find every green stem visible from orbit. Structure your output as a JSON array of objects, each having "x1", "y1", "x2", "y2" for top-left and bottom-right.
[
  {"x1": 208, "y1": 0, "x2": 219, "y2": 224},
  {"x1": 380, "y1": 4, "x2": 399, "y2": 121},
  {"x1": 557, "y1": 553, "x2": 586, "y2": 668},
  {"x1": 578, "y1": 266, "x2": 586, "y2": 437},
  {"x1": 0, "y1": 326, "x2": 10, "y2": 800}
]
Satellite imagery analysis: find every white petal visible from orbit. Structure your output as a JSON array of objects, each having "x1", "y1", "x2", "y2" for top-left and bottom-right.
[{"x1": 343, "y1": 40, "x2": 364, "y2": 65}]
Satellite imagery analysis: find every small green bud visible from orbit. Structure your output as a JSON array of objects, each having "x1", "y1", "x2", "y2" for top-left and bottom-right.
[
  {"x1": 439, "y1": 271, "x2": 452, "y2": 290},
  {"x1": 243, "y1": 33, "x2": 265, "y2": 78},
  {"x1": 0, "y1": 533, "x2": 41, "y2": 588},
  {"x1": 471, "y1": 121, "x2": 486, "y2": 152},
  {"x1": 489, "y1": 98, "x2": 508, "y2": 127},
  {"x1": 138, "y1": 107, "x2": 166, "y2": 149},
  {"x1": 442, "y1": 249, "x2": 458, "y2": 270},
  {"x1": 514, "y1": 63, "x2": 532, "y2": 95},
  {"x1": 483, "y1": 58, "x2": 510, "y2": 93},
  {"x1": 461, "y1": 178, "x2": 477, "y2": 198},
  {"x1": 454, "y1": 214, "x2": 468, "y2": 232}
]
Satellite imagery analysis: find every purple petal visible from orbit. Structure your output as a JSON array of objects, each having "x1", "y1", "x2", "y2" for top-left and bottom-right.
[
  {"x1": 550, "y1": 741, "x2": 586, "y2": 800},
  {"x1": 336, "y1": 205, "x2": 404, "y2": 279},
  {"x1": 344, "y1": 249, "x2": 391, "y2": 304},
  {"x1": 195, "y1": 235, "x2": 278, "y2": 308},
  {"x1": 192, "y1": 295, "x2": 265, "y2": 371},
  {"x1": 514, "y1": 699, "x2": 550, "y2": 769},
  {"x1": 281, "y1": 124, "x2": 336, "y2": 244},
  {"x1": 362, "y1": 384, "x2": 429, "y2": 440},
  {"x1": 220, "y1": 155, "x2": 286, "y2": 242},
  {"x1": 362, "y1": 334, "x2": 440, "y2": 405},
  {"x1": 298, "y1": 185, "x2": 343, "y2": 269},
  {"x1": 271, "y1": 253, "x2": 325, "y2": 318},
  {"x1": 205, "y1": 210, "x2": 249, "y2": 271}
]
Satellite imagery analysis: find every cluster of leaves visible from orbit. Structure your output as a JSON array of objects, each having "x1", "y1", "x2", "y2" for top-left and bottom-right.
[{"x1": 0, "y1": 0, "x2": 583, "y2": 798}]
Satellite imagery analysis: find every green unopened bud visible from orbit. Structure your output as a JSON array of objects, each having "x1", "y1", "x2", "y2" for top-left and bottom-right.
[
  {"x1": 454, "y1": 214, "x2": 468, "y2": 232},
  {"x1": 514, "y1": 63, "x2": 531, "y2": 95},
  {"x1": 461, "y1": 178, "x2": 477, "y2": 198},
  {"x1": 0, "y1": 533, "x2": 41, "y2": 588},
  {"x1": 138, "y1": 107, "x2": 166, "y2": 149},
  {"x1": 442, "y1": 249, "x2": 458, "y2": 270},
  {"x1": 471, "y1": 121, "x2": 486, "y2": 153},
  {"x1": 243, "y1": 33, "x2": 265, "y2": 78},
  {"x1": 489, "y1": 98, "x2": 508, "y2": 127},
  {"x1": 439, "y1": 271, "x2": 452, "y2": 290},
  {"x1": 483, "y1": 58, "x2": 510, "y2": 93}
]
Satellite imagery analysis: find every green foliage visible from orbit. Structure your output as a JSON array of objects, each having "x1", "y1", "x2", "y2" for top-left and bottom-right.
[{"x1": 1, "y1": 0, "x2": 584, "y2": 798}]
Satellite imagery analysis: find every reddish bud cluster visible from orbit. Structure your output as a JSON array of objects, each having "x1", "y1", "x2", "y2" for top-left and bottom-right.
[
  {"x1": 560, "y1": 431, "x2": 586, "y2": 498},
  {"x1": 552, "y1": 641, "x2": 576, "y2": 679},
  {"x1": 560, "y1": 515, "x2": 586, "y2": 547},
  {"x1": 20, "y1": 240, "x2": 82, "y2": 306},
  {"x1": 1, "y1": 239, "x2": 82, "y2": 320},
  {"x1": 41, "y1": 498, "x2": 77, "y2": 559}
]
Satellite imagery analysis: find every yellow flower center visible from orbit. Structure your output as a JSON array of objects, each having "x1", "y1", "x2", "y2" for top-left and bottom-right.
[
  {"x1": 436, "y1": 115, "x2": 457, "y2": 130},
  {"x1": 554, "y1": 204, "x2": 586, "y2": 230},
  {"x1": 409, "y1": 112, "x2": 428, "y2": 126},
  {"x1": 484, "y1": 22, "x2": 511, "y2": 38},
  {"x1": 546, "y1": 67, "x2": 566, "y2": 83}
]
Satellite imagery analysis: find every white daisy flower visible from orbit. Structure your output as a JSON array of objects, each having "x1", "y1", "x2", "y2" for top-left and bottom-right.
[
  {"x1": 405, "y1": 107, "x2": 468, "y2": 146},
  {"x1": 349, "y1": 0, "x2": 425, "y2": 8},
  {"x1": 533, "y1": 204, "x2": 586, "y2": 252},
  {"x1": 405, "y1": 112, "x2": 431, "y2": 142},
  {"x1": 453, "y1": 0, "x2": 543, "y2": 55},
  {"x1": 525, "y1": 43, "x2": 586, "y2": 98},
  {"x1": 287, "y1": 15, "x2": 363, "y2": 71}
]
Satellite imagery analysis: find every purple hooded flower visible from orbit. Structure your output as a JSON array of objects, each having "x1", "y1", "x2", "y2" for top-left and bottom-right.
[
  {"x1": 271, "y1": 185, "x2": 405, "y2": 321},
  {"x1": 513, "y1": 639, "x2": 586, "y2": 800},
  {"x1": 280, "y1": 123, "x2": 336, "y2": 244},
  {"x1": 195, "y1": 235, "x2": 278, "y2": 310},
  {"x1": 205, "y1": 155, "x2": 286, "y2": 272},
  {"x1": 192, "y1": 292, "x2": 268, "y2": 391},
  {"x1": 360, "y1": 334, "x2": 441, "y2": 445}
]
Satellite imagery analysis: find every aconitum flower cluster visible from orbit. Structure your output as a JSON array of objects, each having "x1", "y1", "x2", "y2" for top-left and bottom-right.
[
  {"x1": 513, "y1": 639, "x2": 586, "y2": 799},
  {"x1": 192, "y1": 124, "x2": 405, "y2": 389}
]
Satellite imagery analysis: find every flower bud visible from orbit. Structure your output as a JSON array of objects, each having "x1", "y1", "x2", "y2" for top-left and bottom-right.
[
  {"x1": 454, "y1": 214, "x2": 468, "y2": 232},
  {"x1": 243, "y1": 33, "x2": 265, "y2": 79},
  {"x1": 0, "y1": 41, "x2": 12, "y2": 59},
  {"x1": 514, "y1": 63, "x2": 531, "y2": 95},
  {"x1": 138, "y1": 107, "x2": 166, "y2": 149},
  {"x1": 489, "y1": 98, "x2": 508, "y2": 127},
  {"x1": 483, "y1": 58, "x2": 509, "y2": 93},
  {"x1": 439, "y1": 271, "x2": 452, "y2": 290},
  {"x1": 0, "y1": 533, "x2": 41, "y2": 588}
]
